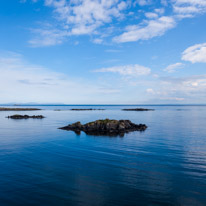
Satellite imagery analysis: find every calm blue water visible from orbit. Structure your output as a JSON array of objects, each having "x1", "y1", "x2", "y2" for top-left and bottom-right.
[{"x1": 0, "y1": 105, "x2": 206, "y2": 206}]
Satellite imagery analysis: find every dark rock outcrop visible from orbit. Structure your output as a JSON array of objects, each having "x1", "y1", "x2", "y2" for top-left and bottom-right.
[
  {"x1": 70, "y1": 109, "x2": 105, "y2": 111},
  {"x1": 122, "y1": 108, "x2": 154, "y2": 111},
  {"x1": 0, "y1": 108, "x2": 41, "y2": 111},
  {"x1": 59, "y1": 119, "x2": 147, "y2": 136},
  {"x1": 7, "y1": 115, "x2": 45, "y2": 119}
]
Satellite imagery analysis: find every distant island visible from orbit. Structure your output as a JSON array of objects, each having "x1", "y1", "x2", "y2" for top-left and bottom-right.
[
  {"x1": 7, "y1": 115, "x2": 45, "y2": 119},
  {"x1": 70, "y1": 108, "x2": 105, "y2": 111},
  {"x1": 122, "y1": 108, "x2": 154, "y2": 111},
  {"x1": 0, "y1": 107, "x2": 41, "y2": 111},
  {"x1": 54, "y1": 108, "x2": 105, "y2": 111},
  {"x1": 59, "y1": 119, "x2": 147, "y2": 136}
]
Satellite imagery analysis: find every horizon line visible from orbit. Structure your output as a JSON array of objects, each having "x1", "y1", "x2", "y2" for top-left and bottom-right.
[{"x1": 1, "y1": 104, "x2": 206, "y2": 106}]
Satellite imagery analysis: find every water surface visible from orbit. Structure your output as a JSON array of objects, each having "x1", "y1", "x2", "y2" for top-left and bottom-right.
[{"x1": 0, "y1": 105, "x2": 206, "y2": 205}]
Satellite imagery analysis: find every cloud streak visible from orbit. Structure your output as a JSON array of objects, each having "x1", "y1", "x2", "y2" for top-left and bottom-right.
[
  {"x1": 94, "y1": 64, "x2": 151, "y2": 77},
  {"x1": 164, "y1": 62, "x2": 185, "y2": 73},
  {"x1": 113, "y1": 16, "x2": 176, "y2": 43}
]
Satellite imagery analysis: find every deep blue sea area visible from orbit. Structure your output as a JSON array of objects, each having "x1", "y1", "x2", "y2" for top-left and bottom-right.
[{"x1": 0, "y1": 105, "x2": 206, "y2": 206}]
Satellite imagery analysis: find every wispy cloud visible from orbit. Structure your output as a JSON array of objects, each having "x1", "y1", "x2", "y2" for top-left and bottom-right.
[
  {"x1": 94, "y1": 64, "x2": 151, "y2": 77},
  {"x1": 182, "y1": 43, "x2": 206, "y2": 63},
  {"x1": 29, "y1": 26, "x2": 69, "y2": 47},
  {"x1": 173, "y1": 0, "x2": 206, "y2": 19},
  {"x1": 0, "y1": 52, "x2": 124, "y2": 103},
  {"x1": 163, "y1": 62, "x2": 185, "y2": 73},
  {"x1": 113, "y1": 16, "x2": 176, "y2": 43},
  {"x1": 92, "y1": 38, "x2": 103, "y2": 44},
  {"x1": 146, "y1": 74, "x2": 206, "y2": 103}
]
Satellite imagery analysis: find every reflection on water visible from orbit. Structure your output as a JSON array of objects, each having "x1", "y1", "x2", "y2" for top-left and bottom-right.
[{"x1": 0, "y1": 105, "x2": 206, "y2": 205}]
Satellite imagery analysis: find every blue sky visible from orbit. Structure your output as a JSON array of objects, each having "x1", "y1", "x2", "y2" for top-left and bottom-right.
[{"x1": 0, "y1": 0, "x2": 206, "y2": 104}]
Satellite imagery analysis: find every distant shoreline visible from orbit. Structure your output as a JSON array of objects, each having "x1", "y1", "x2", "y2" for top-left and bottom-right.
[{"x1": 0, "y1": 108, "x2": 41, "y2": 111}]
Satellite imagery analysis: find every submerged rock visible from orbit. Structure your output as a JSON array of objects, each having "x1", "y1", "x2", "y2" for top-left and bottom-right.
[
  {"x1": 122, "y1": 108, "x2": 154, "y2": 111},
  {"x1": 7, "y1": 115, "x2": 45, "y2": 119},
  {"x1": 59, "y1": 119, "x2": 147, "y2": 136}
]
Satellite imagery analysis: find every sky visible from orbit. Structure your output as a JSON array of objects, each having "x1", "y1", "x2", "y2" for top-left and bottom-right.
[{"x1": 0, "y1": 0, "x2": 206, "y2": 104}]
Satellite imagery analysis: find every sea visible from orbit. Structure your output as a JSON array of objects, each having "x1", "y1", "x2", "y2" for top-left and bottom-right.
[{"x1": 0, "y1": 105, "x2": 206, "y2": 206}]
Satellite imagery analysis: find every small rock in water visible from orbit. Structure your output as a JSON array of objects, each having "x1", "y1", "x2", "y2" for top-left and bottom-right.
[
  {"x1": 59, "y1": 119, "x2": 147, "y2": 136},
  {"x1": 7, "y1": 115, "x2": 45, "y2": 119},
  {"x1": 122, "y1": 108, "x2": 154, "y2": 111},
  {"x1": 70, "y1": 109, "x2": 105, "y2": 111}
]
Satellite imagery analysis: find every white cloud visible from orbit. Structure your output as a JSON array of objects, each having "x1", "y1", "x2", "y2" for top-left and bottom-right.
[
  {"x1": 160, "y1": 97, "x2": 185, "y2": 101},
  {"x1": 145, "y1": 12, "x2": 158, "y2": 19},
  {"x1": 114, "y1": 0, "x2": 206, "y2": 43},
  {"x1": 26, "y1": 0, "x2": 206, "y2": 46},
  {"x1": 135, "y1": 0, "x2": 152, "y2": 6},
  {"x1": 44, "y1": 0, "x2": 129, "y2": 35},
  {"x1": 113, "y1": 16, "x2": 176, "y2": 43},
  {"x1": 163, "y1": 62, "x2": 184, "y2": 73},
  {"x1": 155, "y1": 8, "x2": 165, "y2": 14},
  {"x1": 92, "y1": 38, "x2": 103, "y2": 44},
  {"x1": 146, "y1": 88, "x2": 155, "y2": 94},
  {"x1": 28, "y1": 0, "x2": 131, "y2": 46},
  {"x1": 173, "y1": 0, "x2": 206, "y2": 18},
  {"x1": 182, "y1": 43, "x2": 206, "y2": 63},
  {"x1": 145, "y1": 75, "x2": 206, "y2": 102},
  {"x1": 173, "y1": 5, "x2": 200, "y2": 14},
  {"x1": 174, "y1": 0, "x2": 206, "y2": 6},
  {"x1": 94, "y1": 64, "x2": 151, "y2": 77}
]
